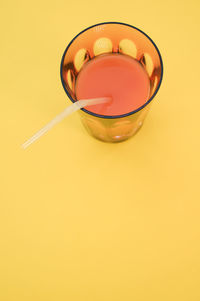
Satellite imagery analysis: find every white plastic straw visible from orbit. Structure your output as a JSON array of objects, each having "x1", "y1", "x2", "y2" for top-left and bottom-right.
[{"x1": 22, "y1": 97, "x2": 110, "y2": 149}]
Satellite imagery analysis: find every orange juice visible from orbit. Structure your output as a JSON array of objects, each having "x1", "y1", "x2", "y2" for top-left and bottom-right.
[{"x1": 75, "y1": 54, "x2": 150, "y2": 116}]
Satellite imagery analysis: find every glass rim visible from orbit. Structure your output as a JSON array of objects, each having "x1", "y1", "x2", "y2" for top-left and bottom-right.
[{"x1": 60, "y1": 21, "x2": 164, "y2": 119}]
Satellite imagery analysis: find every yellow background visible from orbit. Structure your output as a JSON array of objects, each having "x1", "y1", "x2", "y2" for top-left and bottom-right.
[{"x1": 1, "y1": 0, "x2": 200, "y2": 300}]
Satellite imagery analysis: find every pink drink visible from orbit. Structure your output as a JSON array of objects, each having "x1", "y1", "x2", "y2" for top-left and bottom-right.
[{"x1": 75, "y1": 54, "x2": 150, "y2": 116}]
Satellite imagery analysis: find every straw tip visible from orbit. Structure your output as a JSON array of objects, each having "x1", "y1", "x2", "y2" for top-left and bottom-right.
[{"x1": 21, "y1": 143, "x2": 28, "y2": 149}]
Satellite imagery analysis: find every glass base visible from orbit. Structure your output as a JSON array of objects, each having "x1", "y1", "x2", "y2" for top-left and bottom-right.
[{"x1": 81, "y1": 118, "x2": 143, "y2": 143}]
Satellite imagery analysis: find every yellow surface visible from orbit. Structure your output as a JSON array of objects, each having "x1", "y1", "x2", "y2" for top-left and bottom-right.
[{"x1": 0, "y1": 1, "x2": 200, "y2": 300}]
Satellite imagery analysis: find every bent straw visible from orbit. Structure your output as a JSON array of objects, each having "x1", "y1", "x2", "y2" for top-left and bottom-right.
[{"x1": 22, "y1": 97, "x2": 110, "y2": 149}]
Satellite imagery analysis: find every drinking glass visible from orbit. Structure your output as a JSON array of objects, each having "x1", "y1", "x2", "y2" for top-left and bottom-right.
[{"x1": 60, "y1": 22, "x2": 163, "y2": 142}]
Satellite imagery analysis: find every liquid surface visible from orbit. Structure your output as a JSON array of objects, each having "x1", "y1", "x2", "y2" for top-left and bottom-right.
[{"x1": 75, "y1": 54, "x2": 150, "y2": 116}]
